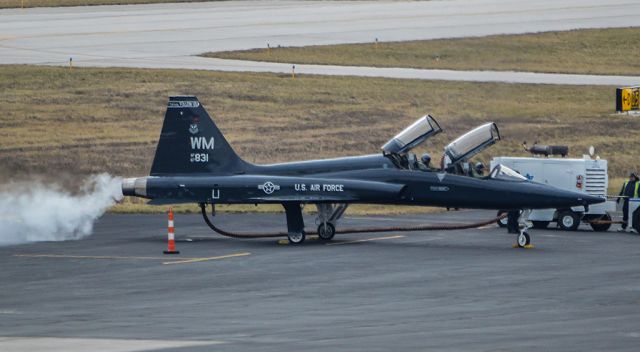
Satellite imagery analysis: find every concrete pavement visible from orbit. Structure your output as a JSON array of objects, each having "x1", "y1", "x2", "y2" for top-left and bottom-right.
[
  {"x1": 1, "y1": 0, "x2": 639, "y2": 84},
  {"x1": 2, "y1": 211, "x2": 640, "y2": 351}
]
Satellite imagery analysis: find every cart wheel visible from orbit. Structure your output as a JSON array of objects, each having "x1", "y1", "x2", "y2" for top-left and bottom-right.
[
  {"x1": 558, "y1": 210, "x2": 580, "y2": 231},
  {"x1": 589, "y1": 214, "x2": 612, "y2": 232}
]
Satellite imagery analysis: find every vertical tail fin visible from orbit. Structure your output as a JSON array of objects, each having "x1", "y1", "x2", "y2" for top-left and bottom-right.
[{"x1": 150, "y1": 96, "x2": 247, "y2": 176}]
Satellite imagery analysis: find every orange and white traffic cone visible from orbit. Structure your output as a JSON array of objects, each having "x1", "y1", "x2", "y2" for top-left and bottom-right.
[{"x1": 163, "y1": 208, "x2": 180, "y2": 255}]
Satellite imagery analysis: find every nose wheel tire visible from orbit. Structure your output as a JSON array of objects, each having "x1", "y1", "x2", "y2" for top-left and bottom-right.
[
  {"x1": 517, "y1": 232, "x2": 531, "y2": 248},
  {"x1": 317, "y1": 223, "x2": 336, "y2": 241},
  {"x1": 288, "y1": 232, "x2": 305, "y2": 244}
]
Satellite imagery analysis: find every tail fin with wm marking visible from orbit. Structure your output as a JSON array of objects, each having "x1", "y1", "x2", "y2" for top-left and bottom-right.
[{"x1": 149, "y1": 96, "x2": 248, "y2": 176}]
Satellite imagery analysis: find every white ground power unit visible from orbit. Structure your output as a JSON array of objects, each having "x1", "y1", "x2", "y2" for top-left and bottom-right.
[{"x1": 490, "y1": 155, "x2": 615, "y2": 231}]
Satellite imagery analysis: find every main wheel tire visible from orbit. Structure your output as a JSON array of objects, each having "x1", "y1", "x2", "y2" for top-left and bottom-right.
[
  {"x1": 497, "y1": 210, "x2": 508, "y2": 228},
  {"x1": 532, "y1": 221, "x2": 550, "y2": 229},
  {"x1": 317, "y1": 223, "x2": 336, "y2": 241},
  {"x1": 517, "y1": 232, "x2": 531, "y2": 248},
  {"x1": 589, "y1": 214, "x2": 612, "y2": 232},
  {"x1": 558, "y1": 211, "x2": 580, "y2": 231},
  {"x1": 288, "y1": 232, "x2": 305, "y2": 244}
]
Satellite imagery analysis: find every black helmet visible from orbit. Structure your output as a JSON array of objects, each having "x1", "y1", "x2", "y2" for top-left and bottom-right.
[
  {"x1": 421, "y1": 153, "x2": 431, "y2": 165},
  {"x1": 475, "y1": 162, "x2": 485, "y2": 172}
]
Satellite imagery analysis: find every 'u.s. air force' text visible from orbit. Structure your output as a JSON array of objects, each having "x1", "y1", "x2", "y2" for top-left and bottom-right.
[{"x1": 295, "y1": 184, "x2": 344, "y2": 192}]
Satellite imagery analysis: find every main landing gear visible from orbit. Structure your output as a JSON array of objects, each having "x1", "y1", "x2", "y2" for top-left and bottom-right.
[
  {"x1": 283, "y1": 202, "x2": 306, "y2": 244},
  {"x1": 282, "y1": 203, "x2": 347, "y2": 244},
  {"x1": 315, "y1": 203, "x2": 348, "y2": 242}
]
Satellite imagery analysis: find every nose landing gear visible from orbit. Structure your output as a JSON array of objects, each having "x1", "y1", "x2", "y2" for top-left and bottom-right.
[{"x1": 515, "y1": 209, "x2": 533, "y2": 248}]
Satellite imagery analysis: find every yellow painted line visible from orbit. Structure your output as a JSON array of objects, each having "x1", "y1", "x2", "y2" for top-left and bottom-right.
[
  {"x1": 277, "y1": 235, "x2": 319, "y2": 245},
  {"x1": 14, "y1": 252, "x2": 252, "y2": 264},
  {"x1": 162, "y1": 252, "x2": 251, "y2": 265},
  {"x1": 511, "y1": 244, "x2": 535, "y2": 249},
  {"x1": 326, "y1": 235, "x2": 405, "y2": 246}
]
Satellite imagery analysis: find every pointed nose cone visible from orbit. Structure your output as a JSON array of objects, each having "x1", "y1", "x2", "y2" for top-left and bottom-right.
[
  {"x1": 501, "y1": 181, "x2": 606, "y2": 210},
  {"x1": 579, "y1": 193, "x2": 607, "y2": 206},
  {"x1": 532, "y1": 185, "x2": 605, "y2": 209}
]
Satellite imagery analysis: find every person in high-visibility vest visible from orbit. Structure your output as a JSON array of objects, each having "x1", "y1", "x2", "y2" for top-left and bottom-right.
[{"x1": 618, "y1": 172, "x2": 639, "y2": 232}]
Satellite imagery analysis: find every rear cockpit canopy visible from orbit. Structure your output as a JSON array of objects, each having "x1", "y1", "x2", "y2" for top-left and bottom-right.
[
  {"x1": 444, "y1": 122, "x2": 500, "y2": 166},
  {"x1": 382, "y1": 115, "x2": 442, "y2": 155}
]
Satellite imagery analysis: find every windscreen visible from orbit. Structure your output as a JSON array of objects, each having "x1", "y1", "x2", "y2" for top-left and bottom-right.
[
  {"x1": 382, "y1": 115, "x2": 442, "y2": 154},
  {"x1": 489, "y1": 164, "x2": 528, "y2": 182},
  {"x1": 444, "y1": 123, "x2": 500, "y2": 165}
]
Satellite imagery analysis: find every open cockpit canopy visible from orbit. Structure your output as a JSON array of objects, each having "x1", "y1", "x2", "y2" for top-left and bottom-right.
[
  {"x1": 382, "y1": 115, "x2": 442, "y2": 155},
  {"x1": 444, "y1": 123, "x2": 500, "y2": 166}
]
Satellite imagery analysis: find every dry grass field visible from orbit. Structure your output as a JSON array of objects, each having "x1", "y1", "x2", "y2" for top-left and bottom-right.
[
  {"x1": 0, "y1": 0, "x2": 214, "y2": 8},
  {"x1": 205, "y1": 27, "x2": 640, "y2": 76},
  {"x1": 0, "y1": 65, "x2": 636, "y2": 212}
]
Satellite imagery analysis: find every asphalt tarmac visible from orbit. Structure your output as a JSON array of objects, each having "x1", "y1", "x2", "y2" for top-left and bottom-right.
[
  {"x1": 1, "y1": 210, "x2": 640, "y2": 351},
  {"x1": 1, "y1": 0, "x2": 640, "y2": 85}
]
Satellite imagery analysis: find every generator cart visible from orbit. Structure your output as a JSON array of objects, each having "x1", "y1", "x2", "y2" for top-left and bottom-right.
[{"x1": 491, "y1": 148, "x2": 616, "y2": 231}]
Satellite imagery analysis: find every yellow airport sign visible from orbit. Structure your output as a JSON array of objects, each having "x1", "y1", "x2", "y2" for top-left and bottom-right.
[{"x1": 616, "y1": 86, "x2": 640, "y2": 112}]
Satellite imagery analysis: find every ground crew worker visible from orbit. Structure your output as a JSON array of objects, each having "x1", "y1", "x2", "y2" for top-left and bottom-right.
[{"x1": 618, "y1": 172, "x2": 639, "y2": 232}]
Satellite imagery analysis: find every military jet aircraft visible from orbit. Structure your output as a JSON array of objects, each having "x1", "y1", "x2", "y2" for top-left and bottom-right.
[{"x1": 122, "y1": 96, "x2": 603, "y2": 247}]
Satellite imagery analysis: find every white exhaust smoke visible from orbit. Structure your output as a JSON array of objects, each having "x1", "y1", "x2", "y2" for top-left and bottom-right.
[{"x1": 0, "y1": 174, "x2": 123, "y2": 246}]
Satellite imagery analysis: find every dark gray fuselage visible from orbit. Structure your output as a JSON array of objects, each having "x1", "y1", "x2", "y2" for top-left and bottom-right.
[{"x1": 142, "y1": 154, "x2": 602, "y2": 210}]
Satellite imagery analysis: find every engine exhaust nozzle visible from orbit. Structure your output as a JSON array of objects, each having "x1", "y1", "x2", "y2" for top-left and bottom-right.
[{"x1": 122, "y1": 177, "x2": 148, "y2": 197}]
